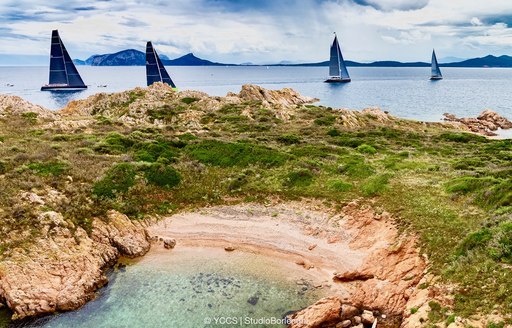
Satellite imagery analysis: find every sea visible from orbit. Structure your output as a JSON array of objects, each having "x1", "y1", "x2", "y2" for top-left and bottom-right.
[{"x1": 1, "y1": 66, "x2": 512, "y2": 125}]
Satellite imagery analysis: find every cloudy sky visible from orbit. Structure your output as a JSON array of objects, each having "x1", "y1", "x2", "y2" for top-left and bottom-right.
[{"x1": 1, "y1": 0, "x2": 512, "y2": 64}]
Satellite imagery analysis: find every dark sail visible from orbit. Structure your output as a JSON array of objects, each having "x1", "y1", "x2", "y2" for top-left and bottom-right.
[
  {"x1": 431, "y1": 49, "x2": 443, "y2": 79},
  {"x1": 146, "y1": 42, "x2": 177, "y2": 88},
  {"x1": 42, "y1": 30, "x2": 87, "y2": 90},
  {"x1": 325, "y1": 33, "x2": 351, "y2": 83}
]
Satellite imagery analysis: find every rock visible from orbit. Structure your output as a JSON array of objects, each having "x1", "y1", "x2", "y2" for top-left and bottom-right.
[
  {"x1": 288, "y1": 296, "x2": 342, "y2": 328},
  {"x1": 308, "y1": 244, "x2": 317, "y2": 251},
  {"x1": 352, "y1": 316, "x2": 362, "y2": 324},
  {"x1": 340, "y1": 304, "x2": 360, "y2": 320},
  {"x1": 247, "y1": 295, "x2": 259, "y2": 306},
  {"x1": 0, "y1": 94, "x2": 57, "y2": 120},
  {"x1": 333, "y1": 271, "x2": 374, "y2": 282},
  {"x1": 338, "y1": 320, "x2": 352, "y2": 328},
  {"x1": 361, "y1": 310, "x2": 375, "y2": 324},
  {"x1": 163, "y1": 238, "x2": 176, "y2": 249},
  {"x1": 0, "y1": 211, "x2": 150, "y2": 320},
  {"x1": 443, "y1": 110, "x2": 512, "y2": 136},
  {"x1": 352, "y1": 324, "x2": 364, "y2": 328},
  {"x1": 224, "y1": 246, "x2": 235, "y2": 252}
]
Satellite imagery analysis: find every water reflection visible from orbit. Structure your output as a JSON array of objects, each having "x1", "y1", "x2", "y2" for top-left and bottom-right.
[{"x1": 47, "y1": 90, "x2": 86, "y2": 108}]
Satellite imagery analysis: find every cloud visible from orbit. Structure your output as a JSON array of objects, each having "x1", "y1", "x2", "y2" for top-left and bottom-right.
[
  {"x1": 2, "y1": 0, "x2": 512, "y2": 64},
  {"x1": 352, "y1": 0, "x2": 429, "y2": 11}
]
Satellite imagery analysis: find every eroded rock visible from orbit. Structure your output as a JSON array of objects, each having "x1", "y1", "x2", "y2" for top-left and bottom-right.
[
  {"x1": 0, "y1": 210, "x2": 150, "y2": 320},
  {"x1": 443, "y1": 109, "x2": 512, "y2": 136}
]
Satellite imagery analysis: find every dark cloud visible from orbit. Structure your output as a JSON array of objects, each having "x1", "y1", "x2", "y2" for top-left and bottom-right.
[
  {"x1": 120, "y1": 17, "x2": 149, "y2": 27},
  {"x1": 352, "y1": 0, "x2": 429, "y2": 11},
  {"x1": 74, "y1": 6, "x2": 97, "y2": 11},
  {"x1": 481, "y1": 15, "x2": 512, "y2": 27}
]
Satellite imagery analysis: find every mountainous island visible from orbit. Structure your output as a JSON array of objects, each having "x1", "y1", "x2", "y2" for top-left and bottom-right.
[
  {"x1": 0, "y1": 83, "x2": 511, "y2": 327},
  {"x1": 73, "y1": 50, "x2": 512, "y2": 68}
]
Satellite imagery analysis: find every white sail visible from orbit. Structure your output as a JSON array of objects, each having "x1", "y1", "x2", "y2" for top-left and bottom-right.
[{"x1": 431, "y1": 49, "x2": 442, "y2": 78}]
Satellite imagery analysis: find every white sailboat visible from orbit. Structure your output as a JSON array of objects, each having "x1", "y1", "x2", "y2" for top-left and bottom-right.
[
  {"x1": 325, "y1": 33, "x2": 351, "y2": 83},
  {"x1": 430, "y1": 49, "x2": 443, "y2": 80}
]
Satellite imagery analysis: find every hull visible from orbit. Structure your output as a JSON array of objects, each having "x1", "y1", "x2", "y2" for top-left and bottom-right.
[
  {"x1": 430, "y1": 76, "x2": 443, "y2": 81},
  {"x1": 324, "y1": 77, "x2": 351, "y2": 83},
  {"x1": 41, "y1": 85, "x2": 87, "y2": 91}
]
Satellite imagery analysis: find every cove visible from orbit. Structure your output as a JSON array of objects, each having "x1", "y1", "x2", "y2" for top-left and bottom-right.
[{"x1": 23, "y1": 247, "x2": 326, "y2": 328}]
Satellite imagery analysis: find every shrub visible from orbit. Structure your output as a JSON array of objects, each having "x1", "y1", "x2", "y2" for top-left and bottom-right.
[
  {"x1": 0, "y1": 161, "x2": 5, "y2": 174},
  {"x1": 27, "y1": 161, "x2": 68, "y2": 176},
  {"x1": 314, "y1": 115, "x2": 336, "y2": 126},
  {"x1": 186, "y1": 140, "x2": 288, "y2": 167},
  {"x1": 331, "y1": 136, "x2": 364, "y2": 148},
  {"x1": 92, "y1": 163, "x2": 137, "y2": 198},
  {"x1": 328, "y1": 180, "x2": 353, "y2": 192},
  {"x1": 339, "y1": 157, "x2": 375, "y2": 179},
  {"x1": 277, "y1": 134, "x2": 301, "y2": 145},
  {"x1": 439, "y1": 133, "x2": 486, "y2": 143},
  {"x1": 456, "y1": 228, "x2": 493, "y2": 257},
  {"x1": 360, "y1": 174, "x2": 391, "y2": 196},
  {"x1": 95, "y1": 132, "x2": 134, "y2": 154},
  {"x1": 327, "y1": 128, "x2": 341, "y2": 137},
  {"x1": 143, "y1": 164, "x2": 181, "y2": 189},
  {"x1": 21, "y1": 112, "x2": 38, "y2": 123},
  {"x1": 445, "y1": 177, "x2": 499, "y2": 194},
  {"x1": 181, "y1": 97, "x2": 199, "y2": 104},
  {"x1": 356, "y1": 144, "x2": 377, "y2": 154},
  {"x1": 284, "y1": 170, "x2": 314, "y2": 188}
]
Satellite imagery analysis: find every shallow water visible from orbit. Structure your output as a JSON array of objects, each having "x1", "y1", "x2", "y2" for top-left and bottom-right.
[{"x1": 15, "y1": 248, "x2": 325, "y2": 328}]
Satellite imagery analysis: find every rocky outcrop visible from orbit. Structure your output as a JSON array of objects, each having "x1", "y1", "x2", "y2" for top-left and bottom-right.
[
  {"x1": 443, "y1": 109, "x2": 512, "y2": 136},
  {"x1": 288, "y1": 297, "x2": 379, "y2": 328},
  {"x1": 0, "y1": 210, "x2": 150, "y2": 320},
  {"x1": 0, "y1": 94, "x2": 57, "y2": 120}
]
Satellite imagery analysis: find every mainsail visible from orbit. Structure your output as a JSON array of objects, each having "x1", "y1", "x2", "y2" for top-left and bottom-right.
[
  {"x1": 42, "y1": 30, "x2": 87, "y2": 90},
  {"x1": 146, "y1": 42, "x2": 177, "y2": 89},
  {"x1": 326, "y1": 33, "x2": 351, "y2": 83},
  {"x1": 431, "y1": 49, "x2": 443, "y2": 79}
]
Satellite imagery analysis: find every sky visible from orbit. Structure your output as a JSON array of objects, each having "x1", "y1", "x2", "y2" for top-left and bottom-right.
[{"x1": 1, "y1": 0, "x2": 512, "y2": 64}]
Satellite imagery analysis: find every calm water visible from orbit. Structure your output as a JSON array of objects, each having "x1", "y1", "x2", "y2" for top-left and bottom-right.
[
  {"x1": 7, "y1": 248, "x2": 325, "y2": 328},
  {"x1": 1, "y1": 66, "x2": 512, "y2": 122}
]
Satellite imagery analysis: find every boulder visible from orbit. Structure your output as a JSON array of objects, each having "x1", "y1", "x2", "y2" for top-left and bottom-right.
[
  {"x1": 361, "y1": 310, "x2": 375, "y2": 324},
  {"x1": 333, "y1": 271, "x2": 374, "y2": 282},
  {"x1": 288, "y1": 296, "x2": 342, "y2": 328},
  {"x1": 163, "y1": 238, "x2": 176, "y2": 249}
]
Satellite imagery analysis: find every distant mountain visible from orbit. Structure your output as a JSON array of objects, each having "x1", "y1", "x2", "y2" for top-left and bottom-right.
[
  {"x1": 76, "y1": 50, "x2": 228, "y2": 66},
  {"x1": 276, "y1": 60, "x2": 429, "y2": 67},
  {"x1": 439, "y1": 56, "x2": 466, "y2": 64},
  {"x1": 442, "y1": 55, "x2": 512, "y2": 67},
  {"x1": 84, "y1": 49, "x2": 145, "y2": 66},
  {"x1": 162, "y1": 53, "x2": 227, "y2": 66}
]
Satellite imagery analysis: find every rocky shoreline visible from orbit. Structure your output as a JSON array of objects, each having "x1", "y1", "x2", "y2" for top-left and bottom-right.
[
  {"x1": 0, "y1": 210, "x2": 151, "y2": 320},
  {"x1": 443, "y1": 109, "x2": 512, "y2": 136}
]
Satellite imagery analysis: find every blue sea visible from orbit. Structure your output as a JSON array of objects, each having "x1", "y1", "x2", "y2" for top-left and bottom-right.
[{"x1": 1, "y1": 66, "x2": 512, "y2": 124}]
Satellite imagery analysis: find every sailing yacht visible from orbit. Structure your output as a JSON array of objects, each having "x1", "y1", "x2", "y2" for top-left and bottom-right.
[
  {"x1": 325, "y1": 33, "x2": 351, "y2": 83},
  {"x1": 430, "y1": 49, "x2": 443, "y2": 80},
  {"x1": 41, "y1": 30, "x2": 87, "y2": 91},
  {"x1": 145, "y1": 42, "x2": 177, "y2": 89}
]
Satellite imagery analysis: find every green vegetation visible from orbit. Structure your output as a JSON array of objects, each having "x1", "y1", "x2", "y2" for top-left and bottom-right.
[{"x1": 0, "y1": 92, "x2": 510, "y2": 323}]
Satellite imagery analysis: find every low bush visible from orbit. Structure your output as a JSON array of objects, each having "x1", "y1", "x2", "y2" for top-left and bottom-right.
[
  {"x1": 143, "y1": 163, "x2": 181, "y2": 189},
  {"x1": 284, "y1": 169, "x2": 314, "y2": 188},
  {"x1": 277, "y1": 134, "x2": 301, "y2": 145},
  {"x1": 185, "y1": 140, "x2": 288, "y2": 167},
  {"x1": 92, "y1": 163, "x2": 137, "y2": 198},
  {"x1": 356, "y1": 144, "x2": 377, "y2": 154},
  {"x1": 360, "y1": 174, "x2": 391, "y2": 196},
  {"x1": 27, "y1": 161, "x2": 68, "y2": 176}
]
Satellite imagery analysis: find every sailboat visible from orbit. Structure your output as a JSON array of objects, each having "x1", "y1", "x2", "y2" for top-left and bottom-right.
[
  {"x1": 325, "y1": 33, "x2": 351, "y2": 83},
  {"x1": 41, "y1": 30, "x2": 87, "y2": 91},
  {"x1": 146, "y1": 42, "x2": 177, "y2": 89},
  {"x1": 430, "y1": 49, "x2": 443, "y2": 80}
]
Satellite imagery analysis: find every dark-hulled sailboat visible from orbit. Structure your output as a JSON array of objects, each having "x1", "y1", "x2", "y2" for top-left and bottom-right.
[
  {"x1": 146, "y1": 42, "x2": 177, "y2": 89},
  {"x1": 41, "y1": 30, "x2": 87, "y2": 91},
  {"x1": 430, "y1": 49, "x2": 443, "y2": 80},
  {"x1": 325, "y1": 33, "x2": 351, "y2": 83}
]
